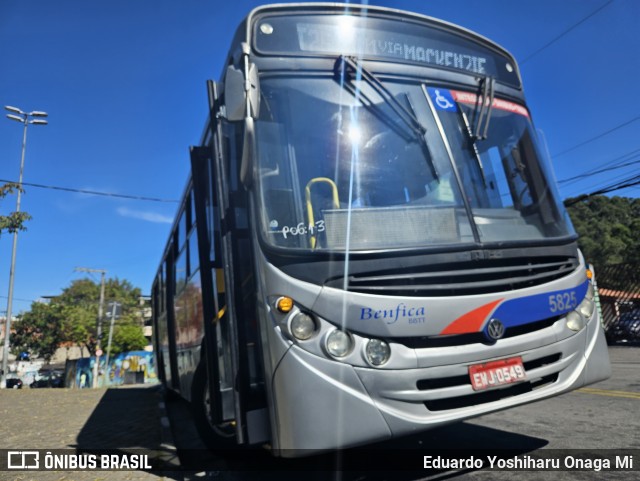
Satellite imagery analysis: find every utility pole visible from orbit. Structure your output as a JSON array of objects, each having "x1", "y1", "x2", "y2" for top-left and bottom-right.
[
  {"x1": 1, "y1": 106, "x2": 48, "y2": 388},
  {"x1": 75, "y1": 267, "x2": 106, "y2": 388},
  {"x1": 103, "y1": 301, "x2": 121, "y2": 386}
]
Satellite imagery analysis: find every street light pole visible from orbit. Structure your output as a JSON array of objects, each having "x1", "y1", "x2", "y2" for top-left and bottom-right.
[{"x1": 1, "y1": 106, "x2": 48, "y2": 389}]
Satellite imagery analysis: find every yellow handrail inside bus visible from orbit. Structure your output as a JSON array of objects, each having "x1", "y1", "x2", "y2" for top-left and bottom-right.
[{"x1": 305, "y1": 177, "x2": 340, "y2": 249}]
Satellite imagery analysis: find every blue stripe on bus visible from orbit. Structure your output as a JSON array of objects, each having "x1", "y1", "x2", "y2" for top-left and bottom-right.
[{"x1": 489, "y1": 280, "x2": 590, "y2": 329}]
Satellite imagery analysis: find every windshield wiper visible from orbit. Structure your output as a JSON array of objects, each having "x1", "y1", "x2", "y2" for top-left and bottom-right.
[
  {"x1": 458, "y1": 76, "x2": 495, "y2": 185},
  {"x1": 474, "y1": 76, "x2": 495, "y2": 140},
  {"x1": 459, "y1": 108, "x2": 487, "y2": 187},
  {"x1": 335, "y1": 55, "x2": 439, "y2": 181}
]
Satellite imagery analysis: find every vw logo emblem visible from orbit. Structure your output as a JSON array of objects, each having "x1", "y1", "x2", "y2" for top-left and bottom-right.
[{"x1": 486, "y1": 318, "x2": 505, "y2": 341}]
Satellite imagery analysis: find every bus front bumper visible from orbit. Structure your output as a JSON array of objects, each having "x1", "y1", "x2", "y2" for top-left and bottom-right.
[{"x1": 270, "y1": 314, "x2": 610, "y2": 455}]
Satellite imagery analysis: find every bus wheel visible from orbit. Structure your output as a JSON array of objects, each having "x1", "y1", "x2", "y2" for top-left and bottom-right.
[{"x1": 191, "y1": 362, "x2": 236, "y2": 449}]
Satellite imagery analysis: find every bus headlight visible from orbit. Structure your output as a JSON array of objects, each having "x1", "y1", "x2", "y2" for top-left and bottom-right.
[
  {"x1": 566, "y1": 311, "x2": 586, "y2": 332},
  {"x1": 577, "y1": 297, "x2": 595, "y2": 319},
  {"x1": 325, "y1": 330, "x2": 353, "y2": 358},
  {"x1": 290, "y1": 312, "x2": 316, "y2": 340},
  {"x1": 365, "y1": 339, "x2": 390, "y2": 366}
]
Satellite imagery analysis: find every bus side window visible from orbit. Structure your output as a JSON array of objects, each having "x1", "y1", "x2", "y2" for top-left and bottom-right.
[{"x1": 257, "y1": 121, "x2": 305, "y2": 243}]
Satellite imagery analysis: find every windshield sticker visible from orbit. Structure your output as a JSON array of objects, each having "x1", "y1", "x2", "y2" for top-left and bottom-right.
[
  {"x1": 429, "y1": 88, "x2": 529, "y2": 118},
  {"x1": 450, "y1": 90, "x2": 530, "y2": 118},
  {"x1": 360, "y1": 303, "x2": 426, "y2": 325},
  {"x1": 279, "y1": 221, "x2": 325, "y2": 239},
  {"x1": 427, "y1": 88, "x2": 458, "y2": 112}
]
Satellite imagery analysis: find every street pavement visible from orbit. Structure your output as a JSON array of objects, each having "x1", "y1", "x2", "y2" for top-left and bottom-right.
[
  {"x1": 0, "y1": 346, "x2": 637, "y2": 480},
  {"x1": 0, "y1": 384, "x2": 179, "y2": 481},
  {"x1": 164, "y1": 345, "x2": 640, "y2": 480}
]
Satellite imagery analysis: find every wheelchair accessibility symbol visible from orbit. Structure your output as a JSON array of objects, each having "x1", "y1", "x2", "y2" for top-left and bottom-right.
[{"x1": 428, "y1": 88, "x2": 457, "y2": 112}]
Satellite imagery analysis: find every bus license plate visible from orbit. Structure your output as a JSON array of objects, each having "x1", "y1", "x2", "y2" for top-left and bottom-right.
[{"x1": 469, "y1": 357, "x2": 526, "y2": 391}]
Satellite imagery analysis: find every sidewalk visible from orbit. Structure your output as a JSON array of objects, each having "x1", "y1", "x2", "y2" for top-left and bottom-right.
[{"x1": 0, "y1": 383, "x2": 180, "y2": 480}]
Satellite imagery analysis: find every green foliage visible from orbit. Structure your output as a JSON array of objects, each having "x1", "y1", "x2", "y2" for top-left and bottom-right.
[
  {"x1": 11, "y1": 303, "x2": 64, "y2": 361},
  {"x1": 13, "y1": 277, "x2": 148, "y2": 360},
  {"x1": 566, "y1": 195, "x2": 640, "y2": 269},
  {"x1": 108, "y1": 323, "x2": 148, "y2": 356},
  {"x1": 0, "y1": 183, "x2": 32, "y2": 235}
]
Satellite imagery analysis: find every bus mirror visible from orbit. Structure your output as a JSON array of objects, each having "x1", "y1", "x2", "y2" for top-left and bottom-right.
[
  {"x1": 240, "y1": 116, "x2": 255, "y2": 188},
  {"x1": 225, "y1": 64, "x2": 245, "y2": 121},
  {"x1": 247, "y1": 62, "x2": 260, "y2": 118},
  {"x1": 224, "y1": 62, "x2": 260, "y2": 122}
]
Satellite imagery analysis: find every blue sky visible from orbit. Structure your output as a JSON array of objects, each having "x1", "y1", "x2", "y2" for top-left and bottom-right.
[{"x1": 1, "y1": 0, "x2": 638, "y2": 314}]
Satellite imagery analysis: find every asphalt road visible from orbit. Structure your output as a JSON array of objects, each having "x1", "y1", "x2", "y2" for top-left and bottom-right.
[
  {"x1": 165, "y1": 345, "x2": 640, "y2": 481},
  {"x1": 0, "y1": 345, "x2": 636, "y2": 480}
]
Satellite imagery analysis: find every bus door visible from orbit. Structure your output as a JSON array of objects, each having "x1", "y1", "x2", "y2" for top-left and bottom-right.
[
  {"x1": 189, "y1": 80, "x2": 269, "y2": 445},
  {"x1": 190, "y1": 143, "x2": 237, "y2": 435}
]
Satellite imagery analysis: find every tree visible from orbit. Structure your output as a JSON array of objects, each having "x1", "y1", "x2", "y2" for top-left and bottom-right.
[
  {"x1": 11, "y1": 302, "x2": 63, "y2": 362},
  {"x1": 109, "y1": 323, "x2": 148, "y2": 356},
  {"x1": 53, "y1": 278, "x2": 143, "y2": 355},
  {"x1": 13, "y1": 277, "x2": 148, "y2": 359},
  {"x1": 565, "y1": 195, "x2": 640, "y2": 269},
  {"x1": 0, "y1": 183, "x2": 31, "y2": 236}
]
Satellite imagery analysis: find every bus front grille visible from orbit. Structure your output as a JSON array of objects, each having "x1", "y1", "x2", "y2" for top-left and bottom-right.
[
  {"x1": 393, "y1": 316, "x2": 560, "y2": 349},
  {"x1": 423, "y1": 373, "x2": 559, "y2": 411},
  {"x1": 331, "y1": 256, "x2": 578, "y2": 297},
  {"x1": 416, "y1": 354, "x2": 562, "y2": 411}
]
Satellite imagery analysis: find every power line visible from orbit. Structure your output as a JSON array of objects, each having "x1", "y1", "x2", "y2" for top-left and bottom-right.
[
  {"x1": 552, "y1": 116, "x2": 640, "y2": 158},
  {"x1": 557, "y1": 147, "x2": 640, "y2": 196},
  {"x1": 0, "y1": 178, "x2": 179, "y2": 203},
  {"x1": 557, "y1": 148, "x2": 640, "y2": 197},
  {"x1": 557, "y1": 147, "x2": 640, "y2": 185},
  {"x1": 564, "y1": 173, "x2": 640, "y2": 206},
  {"x1": 594, "y1": 175, "x2": 640, "y2": 194},
  {"x1": 0, "y1": 295, "x2": 35, "y2": 304},
  {"x1": 562, "y1": 166, "x2": 640, "y2": 199},
  {"x1": 521, "y1": 0, "x2": 614, "y2": 64},
  {"x1": 558, "y1": 157, "x2": 640, "y2": 185}
]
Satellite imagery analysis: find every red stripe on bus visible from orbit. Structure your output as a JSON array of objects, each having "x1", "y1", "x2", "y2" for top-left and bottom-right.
[{"x1": 439, "y1": 299, "x2": 504, "y2": 335}]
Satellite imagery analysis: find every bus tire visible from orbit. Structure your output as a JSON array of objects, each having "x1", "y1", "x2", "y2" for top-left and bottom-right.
[{"x1": 191, "y1": 361, "x2": 236, "y2": 449}]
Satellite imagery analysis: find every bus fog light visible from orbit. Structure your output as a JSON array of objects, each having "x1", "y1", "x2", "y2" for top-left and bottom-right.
[
  {"x1": 566, "y1": 311, "x2": 586, "y2": 332},
  {"x1": 326, "y1": 330, "x2": 352, "y2": 358},
  {"x1": 290, "y1": 312, "x2": 316, "y2": 340},
  {"x1": 577, "y1": 298, "x2": 595, "y2": 319},
  {"x1": 365, "y1": 339, "x2": 390, "y2": 366}
]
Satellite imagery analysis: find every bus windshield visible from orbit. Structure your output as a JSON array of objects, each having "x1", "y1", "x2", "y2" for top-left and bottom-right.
[
  {"x1": 255, "y1": 75, "x2": 574, "y2": 251},
  {"x1": 425, "y1": 86, "x2": 575, "y2": 243}
]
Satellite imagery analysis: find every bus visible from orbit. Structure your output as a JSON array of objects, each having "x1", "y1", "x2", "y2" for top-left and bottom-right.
[{"x1": 151, "y1": 3, "x2": 611, "y2": 456}]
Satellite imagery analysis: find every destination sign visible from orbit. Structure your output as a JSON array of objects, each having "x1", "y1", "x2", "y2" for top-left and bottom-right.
[
  {"x1": 254, "y1": 14, "x2": 521, "y2": 87},
  {"x1": 297, "y1": 22, "x2": 489, "y2": 75}
]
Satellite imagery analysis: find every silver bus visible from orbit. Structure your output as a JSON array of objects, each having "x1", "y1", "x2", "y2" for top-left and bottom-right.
[{"x1": 151, "y1": 3, "x2": 611, "y2": 456}]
